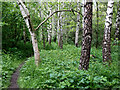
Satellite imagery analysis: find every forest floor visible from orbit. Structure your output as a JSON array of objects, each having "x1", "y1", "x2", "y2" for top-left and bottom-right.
[
  {"x1": 8, "y1": 62, "x2": 25, "y2": 89},
  {"x1": 17, "y1": 44, "x2": 119, "y2": 88},
  {"x1": 2, "y1": 44, "x2": 119, "y2": 88}
]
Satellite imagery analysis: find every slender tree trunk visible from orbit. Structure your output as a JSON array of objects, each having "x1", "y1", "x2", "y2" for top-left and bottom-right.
[
  {"x1": 75, "y1": 0, "x2": 80, "y2": 47},
  {"x1": 38, "y1": 1, "x2": 42, "y2": 42},
  {"x1": 79, "y1": 0, "x2": 93, "y2": 70},
  {"x1": 102, "y1": 0, "x2": 114, "y2": 63},
  {"x1": 82, "y1": 0, "x2": 85, "y2": 29},
  {"x1": 59, "y1": 2, "x2": 64, "y2": 49},
  {"x1": 96, "y1": 2, "x2": 99, "y2": 48},
  {"x1": 115, "y1": 2, "x2": 120, "y2": 40},
  {"x1": 53, "y1": 12, "x2": 57, "y2": 42},
  {"x1": 42, "y1": 3, "x2": 46, "y2": 48},
  {"x1": 17, "y1": 0, "x2": 40, "y2": 66},
  {"x1": 23, "y1": 24, "x2": 26, "y2": 44},
  {"x1": 57, "y1": 0, "x2": 60, "y2": 47},
  {"x1": 48, "y1": 4, "x2": 52, "y2": 45},
  {"x1": 39, "y1": 1, "x2": 46, "y2": 49},
  {"x1": 59, "y1": 19, "x2": 63, "y2": 49}
]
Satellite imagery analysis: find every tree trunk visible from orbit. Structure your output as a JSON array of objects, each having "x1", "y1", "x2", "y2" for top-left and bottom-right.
[
  {"x1": 75, "y1": 0, "x2": 80, "y2": 47},
  {"x1": 57, "y1": 0, "x2": 60, "y2": 47},
  {"x1": 82, "y1": 0, "x2": 85, "y2": 29},
  {"x1": 57, "y1": 2, "x2": 65, "y2": 49},
  {"x1": 39, "y1": 2, "x2": 46, "y2": 48},
  {"x1": 60, "y1": 20, "x2": 63, "y2": 49},
  {"x1": 23, "y1": 24, "x2": 26, "y2": 44},
  {"x1": 115, "y1": 2, "x2": 120, "y2": 40},
  {"x1": 96, "y1": 2, "x2": 99, "y2": 48},
  {"x1": 102, "y1": 0, "x2": 114, "y2": 63},
  {"x1": 48, "y1": 4, "x2": 52, "y2": 45},
  {"x1": 42, "y1": 25, "x2": 46, "y2": 49},
  {"x1": 79, "y1": 0, "x2": 93, "y2": 70},
  {"x1": 52, "y1": 12, "x2": 57, "y2": 42},
  {"x1": 17, "y1": 0, "x2": 40, "y2": 66},
  {"x1": 59, "y1": 2, "x2": 64, "y2": 49}
]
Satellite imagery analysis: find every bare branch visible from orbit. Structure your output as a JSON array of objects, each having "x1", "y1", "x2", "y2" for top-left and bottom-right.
[{"x1": 35, "y1": 9, "x2": 83, "y2": 31}]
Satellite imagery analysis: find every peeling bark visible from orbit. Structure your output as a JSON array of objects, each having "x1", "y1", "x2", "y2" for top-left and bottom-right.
[
  {"x1": 79, "y1": 0, "x2": 93, "y2": 70},
  {"x1": 102, "y1": 0, "x2": 114, "y2": 63}
]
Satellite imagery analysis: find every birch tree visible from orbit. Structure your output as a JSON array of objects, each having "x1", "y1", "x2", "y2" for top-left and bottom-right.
[
  {"x1": 115, "y1": 2, "x2": 120, "y2": 40},
  {"x1": 38, "y1": 1, "x2": 46, "y2": 48},
  {"x1": 48, "y1": 3, "x2": 52, "y2": 45},
  {"x1": 96, "y1": 2, "x2": 99, "y2": 48},
  {"x1": 17, "y1": 0, "x2": 40, "y2": 66},
  {"x1": 57, "y1": 0, "x2": 60, "y2": 47},
  {"x1": 57, "y1": 1, "x2": 63, "y2": 49},
  {"x1": 82, "y1": 0, "x2": 85, "y2": 29},
  {"x1": 75, "y1": 0, "x2": 80, "y2": 47},
  {"x1": 79, "y1": 0, "x2": 93, "y2": 70},
  {"x1": 102, "y1": 0, "x2": 114, "y2": 63},
  {"x1": 59, "y1": 2, "x2": 64, "y2": 49},
  {"x1": 52, "y1": 6, "x2": 57, "y2": 42}
]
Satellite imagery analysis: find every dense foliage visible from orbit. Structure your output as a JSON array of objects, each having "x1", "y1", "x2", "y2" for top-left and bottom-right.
[
  {"x1": 1, "y1": 1, "x2": 119, "y2": 89},
  {"x1": 2, "y1": 2, "x2": 118, "y2": 49},
  {"x1": 2, "y1": 52, "x2": 23, "y2": 88},
  {"x1": 18, "y1": 43, "x2": 119, "y2": 89},
  {"x1": 2, "y1": 42, "x2": 33, "y2": 88},
  {"x1": 0, "y1": 50, "x2": 2, "y2": 88}
]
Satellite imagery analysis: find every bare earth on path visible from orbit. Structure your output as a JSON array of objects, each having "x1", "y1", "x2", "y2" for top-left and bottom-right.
[{"x1": 8, "y1": 62, "x2": 25, "y2": 89}]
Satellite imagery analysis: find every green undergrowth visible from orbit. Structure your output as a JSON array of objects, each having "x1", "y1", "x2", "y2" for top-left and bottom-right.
[
  {"x1": 18, "y1": 44, "x2": 119, "y2": 89},
  {"x1": 2, "y1": 53, "x2": 23, "y2": 88},
  {"x1": 2, "y1": 52, "x2": 24, "y2": 88},
  {"x1": 2, "y1": 42, "x2": 33, "y2": 88},
  {"x1": 0, "y1": 50, "x2": 2, "y2": 88}
]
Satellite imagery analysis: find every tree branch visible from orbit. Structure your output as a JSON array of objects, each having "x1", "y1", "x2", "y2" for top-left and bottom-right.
[{"x1": 35, "y1": 9, "x2": 83, "y2": 31}]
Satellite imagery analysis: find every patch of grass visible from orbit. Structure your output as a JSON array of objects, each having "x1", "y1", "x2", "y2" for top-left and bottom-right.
[{"x1": 18, "y1": 44, "x2": 120, "y2": 89}]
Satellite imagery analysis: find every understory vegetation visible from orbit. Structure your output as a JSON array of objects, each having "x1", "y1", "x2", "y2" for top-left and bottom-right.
[
  {"x1": 18, "y1": 43, "x2": 119, "y2": 89},
  {"x1": 1, "y1": 42, "x2": 33, "y2": 88},
  {"x1": 1, "y1": 1, "x2": 120, "y2": 89}
]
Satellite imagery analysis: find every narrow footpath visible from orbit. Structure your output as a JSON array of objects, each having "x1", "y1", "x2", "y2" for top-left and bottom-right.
[{"x1": 8, "y1": 62, "x2": 25, "y2": 89}]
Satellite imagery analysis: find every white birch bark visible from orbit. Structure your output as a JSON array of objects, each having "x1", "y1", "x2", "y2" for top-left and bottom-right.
[
  {"x1": 82, "y1": 0, "x2": 85, "y2": 29},
  {"x1": 59, "y1": 2, "x2": 64, "y2": 49},
  {"x1": 102, "y1": 0, "x2": 114, "y2": 63},
  {"x1": 115, "y1": 2, "x2": 120, "y2": 39},
  {"x1": 57, "y1": 0, "x2": 60, "y2": 46},
  {"x1": 48, "y1": 4, "x2": 52, "y2": 45},
  {"x1": 38, "y1": 1, "x2": 42, "y2": 41},
  {"x1": 52, "y1": 6, "x2": 57, "y2": 42},
  {"x1": 17, "y1": 0, "x2": 40, "y2": 66},
  {"x1": 75, "y1": 0, "x2": 80, "y2": 47},
  {"x1": 79, "y1": 0, "x2": 93, "y2": 70}
]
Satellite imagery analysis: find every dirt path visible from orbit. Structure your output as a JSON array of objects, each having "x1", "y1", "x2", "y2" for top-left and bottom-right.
[{"x1": 8, "y1": 62, "x2": 25, "y2": 89}]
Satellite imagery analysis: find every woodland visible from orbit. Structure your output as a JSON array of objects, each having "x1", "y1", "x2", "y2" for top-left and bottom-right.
[{"x1": 1, "y1": 0, "x2": 120, "y2": 89}]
